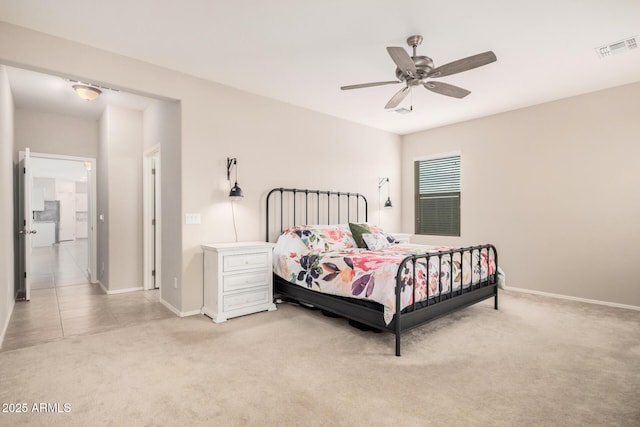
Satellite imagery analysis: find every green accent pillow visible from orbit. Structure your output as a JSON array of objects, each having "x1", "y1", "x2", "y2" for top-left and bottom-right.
[{"x1": 349, "y1": 223, "x2": 372, "y2": 248}]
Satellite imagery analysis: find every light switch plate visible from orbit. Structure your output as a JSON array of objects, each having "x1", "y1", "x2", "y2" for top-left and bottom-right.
[{"x1": 185, "y1": 213, "x2": 201, "y2": 225}]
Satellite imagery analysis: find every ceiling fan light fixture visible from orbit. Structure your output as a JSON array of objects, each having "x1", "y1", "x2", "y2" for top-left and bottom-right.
[{"x1": 73, "y1": 84, "x2": 102, "y2": 101}]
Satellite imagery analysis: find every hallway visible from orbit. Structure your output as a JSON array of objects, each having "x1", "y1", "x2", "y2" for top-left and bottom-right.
[
  {"x1": 1, "y1": 285, "x2": 174, "y2": 352},
  {"x1": 31, "y1": 239, "x2": 90, "y2": 289},
  {"x1": 3, "y1": 215, "x2": 175, "y2": 353}
]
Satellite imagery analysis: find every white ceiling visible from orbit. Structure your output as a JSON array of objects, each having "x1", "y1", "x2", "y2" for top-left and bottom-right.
[{"x1": 1, "y1": 0, "x2": 639, "y2": 135}]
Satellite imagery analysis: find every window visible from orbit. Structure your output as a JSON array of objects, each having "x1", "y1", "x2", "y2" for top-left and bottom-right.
[{"x1": 415, "y1": 154, "x2": 461, "y2": 236}]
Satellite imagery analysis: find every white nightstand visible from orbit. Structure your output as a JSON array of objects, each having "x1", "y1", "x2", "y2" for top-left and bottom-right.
[
  {"x1": 391, "y1": 233, "x2": 412, "y2": 244},
  {"x1": 201, "y1": 241, "x2": 276, "y2": 323}
]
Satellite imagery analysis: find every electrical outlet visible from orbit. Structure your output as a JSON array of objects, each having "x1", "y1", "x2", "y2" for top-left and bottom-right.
[{"x1": 173, "y1": 277, "x2": 178, "y2": 289}]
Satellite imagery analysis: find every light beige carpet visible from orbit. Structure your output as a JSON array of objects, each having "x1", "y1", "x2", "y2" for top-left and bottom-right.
[{"x1": 1, "y1": 290, "x2": 639, "y2": 426}]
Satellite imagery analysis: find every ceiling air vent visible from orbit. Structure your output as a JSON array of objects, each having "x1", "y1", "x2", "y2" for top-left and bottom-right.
[{"x1": 596, "y1": 36, "x2": 638, "y2": 58}]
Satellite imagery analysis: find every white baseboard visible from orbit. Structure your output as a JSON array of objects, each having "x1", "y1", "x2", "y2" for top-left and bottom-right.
[
  {"x1": 0, "y1": 299, "x2": 16, "y2": 350},
  {"x1": 96, "y1": 282, "x2": 198, "y2": 317},
  {"x1": 181, "y1": 309, "x2": 202, "y2": 317},
  {"x1": 97, "y1": 281, "x2": 144, "y2": 295},
  {"x1": 106, "y1": 286, "x2": 144, "y2": 295},
  {"x1": 506, "y1": 286, "x2": 640, "y2": 311},
  {"x1": 159, "y1": 298, "x2": 201, "y2": 317}
]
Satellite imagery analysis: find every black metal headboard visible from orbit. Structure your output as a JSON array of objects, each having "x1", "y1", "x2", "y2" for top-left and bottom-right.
[{"x1": 266, "y1": 188, "x2": 368, "y2": 242}]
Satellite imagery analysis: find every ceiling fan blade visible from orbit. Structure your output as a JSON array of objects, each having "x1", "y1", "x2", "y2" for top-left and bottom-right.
[
  {"x1": 424, "y1": 81, "x2": 471, "y2": 99},
  {"x1": 340, "y1": 81, "x2": 400, "y2": 90},
  {"x1": 385, "y1": 86, "x2": 410, "y2": 109},
  {"x1": 428, "y1": 51, "x2": 497, "y2": 78},
  {"x1": 386, "y1": 47, "x2": 417, "y2": 76}
]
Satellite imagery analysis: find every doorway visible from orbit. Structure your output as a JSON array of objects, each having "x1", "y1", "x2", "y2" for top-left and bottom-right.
[
  {"x1": 17, "y1": 150, "x2": 97, "y2": 299},
  {"x1": 143, "y1": 145, "x2": 161, "y2": 293},
  {"x1": 6, "y1": 64, "x2": 179, "y2": 308}
]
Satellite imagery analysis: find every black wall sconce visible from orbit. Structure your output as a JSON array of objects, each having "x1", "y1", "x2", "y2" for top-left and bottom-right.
[
  {"x1": 226, "y1": 157, "x2": 244, "y2": 200},
  {"x1": 378, "y1": 177, "x2": 392, "y2": 208}
]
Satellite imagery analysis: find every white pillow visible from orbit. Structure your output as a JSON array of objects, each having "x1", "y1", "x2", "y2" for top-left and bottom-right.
[{"x1": 361, "y1": 233, "x2": 391, "y2": 251}]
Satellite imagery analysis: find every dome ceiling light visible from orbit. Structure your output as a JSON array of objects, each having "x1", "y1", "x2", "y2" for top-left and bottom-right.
[{"x1": 72, "y1": 84, "x2": 102, "y2": 101}]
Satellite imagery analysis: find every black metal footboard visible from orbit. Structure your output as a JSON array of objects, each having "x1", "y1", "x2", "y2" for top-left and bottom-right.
[{"x1": 392, "y1": 245, "x2": 498, "y2": 356}]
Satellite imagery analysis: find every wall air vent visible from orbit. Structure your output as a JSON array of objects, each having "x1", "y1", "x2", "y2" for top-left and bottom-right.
[{"x1": 596, "y1": 36, "x2": 638, "y2": 58}]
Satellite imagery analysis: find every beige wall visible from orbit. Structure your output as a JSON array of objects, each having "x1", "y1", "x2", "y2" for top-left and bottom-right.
[
  {"x1": 0, "y1": 22, "x2": 402, "y2": 314},
  {"x1": 180, "y1": 90, "x2": 401, "y2": 311},
  {"x1": 143, "y1": 100, "x2": 182, "y2": 309},
  {"x1": 14, "y1": 109, "x2": 98, "y2": 159},
  {"x1": 98, "y1": 105, "x2": 144, "y2": 291},
  {"x1": 0, "y1": 65, "x2": 15, "y2": 346},
  {"x1": 402, "y1": 82, "x2": 640, "y2": 307}
]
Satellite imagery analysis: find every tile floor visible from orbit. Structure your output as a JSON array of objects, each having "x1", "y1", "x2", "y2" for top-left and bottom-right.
[
  {"x1": 2, "y1": 240, "x2": 174, "y2": 352},
  {"x1": 31, "y1": 239, "x2": 91, "y2": 289}
]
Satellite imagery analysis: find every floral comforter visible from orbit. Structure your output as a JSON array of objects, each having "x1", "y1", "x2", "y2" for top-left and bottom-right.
[{"x1": 272, "y1": 226, "x2": 497, "y2": 325}]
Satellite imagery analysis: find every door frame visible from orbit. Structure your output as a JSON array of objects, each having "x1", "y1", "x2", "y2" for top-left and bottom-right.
[
  {"x1": 143, "y1": 145, "x2": 161, "y2": 293},
  {"x1": 20, "y1": 151, "x2": 98, "y2": 285}
]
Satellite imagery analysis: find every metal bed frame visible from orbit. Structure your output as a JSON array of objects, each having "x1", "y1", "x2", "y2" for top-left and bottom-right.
[{"x1": 266, "y1": 187, "x2": 498, "y2": 356}]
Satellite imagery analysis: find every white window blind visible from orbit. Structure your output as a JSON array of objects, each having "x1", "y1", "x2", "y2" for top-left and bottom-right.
[{"x1": 415, "y1": 155, "x2": 461, "y2": 236}]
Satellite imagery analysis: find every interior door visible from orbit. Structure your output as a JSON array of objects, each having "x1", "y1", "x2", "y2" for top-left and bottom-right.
[
  {"x1": 143, "y1": 150, "x2": 161, "y2": 291},
  {"x1": 152, "y1": 155, "x2": 159, "y2": 289},
  {"x1": 18, "y1": 148, "x2": 34, "y2": 300}
]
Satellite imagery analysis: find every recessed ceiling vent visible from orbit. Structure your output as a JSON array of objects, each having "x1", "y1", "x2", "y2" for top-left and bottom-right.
[{"x1": 596, "y1": 36, "x2": 638, "y2": 58}]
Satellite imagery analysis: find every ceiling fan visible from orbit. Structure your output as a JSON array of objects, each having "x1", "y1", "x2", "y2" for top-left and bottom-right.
[{"x1": 340, "y1": 35, "x2": 497, "y2": 109}]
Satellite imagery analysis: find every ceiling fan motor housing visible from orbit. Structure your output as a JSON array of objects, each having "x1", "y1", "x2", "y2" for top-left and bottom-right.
[
  {"x1": 394, "y1": 35, "x2": 434, "y2": 84},
  {"x1": 395, "y1": 55, "x2": 434, "y2": 83}
]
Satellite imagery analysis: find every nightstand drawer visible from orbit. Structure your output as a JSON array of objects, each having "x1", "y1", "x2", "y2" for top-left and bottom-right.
[
  {"x1": 223, "y1": 288, "x2": 269, "y2": 312},
  {"x1": 223, "y1": 271, "x2": 270, "y2": 292},
  {"x1": 223, "y1": 252, "x2": 269, "y2": 272}
]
